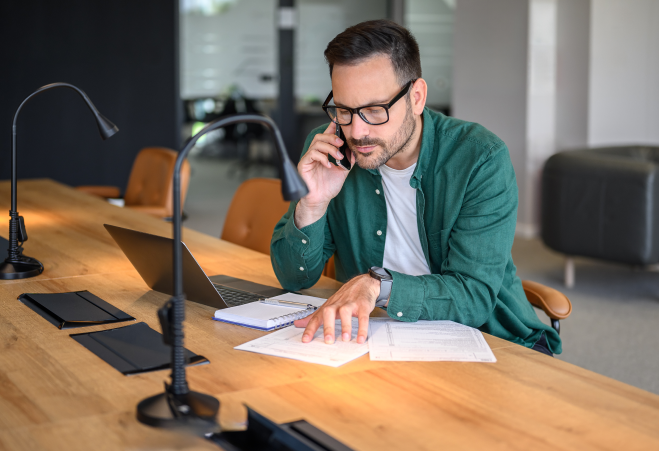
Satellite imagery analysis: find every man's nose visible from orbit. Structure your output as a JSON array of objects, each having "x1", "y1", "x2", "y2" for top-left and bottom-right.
[{"x1": 350, "y1": 113, "x2": 370, "y2": 138}]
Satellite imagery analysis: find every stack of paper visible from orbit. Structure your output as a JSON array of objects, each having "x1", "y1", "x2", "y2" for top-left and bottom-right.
[
  {"x1": 234, "y1": 317, "x2": 497, "y2": 366},
  {"x1": 367, "y1": 319, "x2": 497, "y2": 362},
  {"x1": 234, "y1": 318, "x2": 369, "y2": 367}
]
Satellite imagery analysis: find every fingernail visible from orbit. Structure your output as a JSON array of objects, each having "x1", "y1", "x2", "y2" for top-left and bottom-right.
[
  {"x1": 357, "y1": 336, "x2": 365, "y2": 344},
  {"x1": 336, "y1": 152, "x2": 343, "y2": 159},
  {"x1": 336, "y1": 138, "x2": 343, "y2": 145},
  {"x1": 325, "y1": 335, "x2": 334, "y2": 344},
  {"x1": 342, "y1": 332, "x2": 350, "y2": 341},
  {"x1": 302, "y1": 334, "x2": 310, "y2": 342}
]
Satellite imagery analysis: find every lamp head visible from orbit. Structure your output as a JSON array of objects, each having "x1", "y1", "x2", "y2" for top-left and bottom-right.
[
  {"x1": 93, "y1": 112, "x2": 119, "y2": 140},
  {"x1": 279, "y1": 156, "x2": 308, "y2": 201}
]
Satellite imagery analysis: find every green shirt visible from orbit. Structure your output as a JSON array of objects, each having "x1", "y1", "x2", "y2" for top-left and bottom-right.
[{"x1": 271, "y1": 107, "x2": 562, "y2": 354}]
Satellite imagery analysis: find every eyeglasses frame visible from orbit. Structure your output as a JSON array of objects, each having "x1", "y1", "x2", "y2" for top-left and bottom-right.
[{"x1": 321, "y1": 79, "x2": 417, "y2": 126}]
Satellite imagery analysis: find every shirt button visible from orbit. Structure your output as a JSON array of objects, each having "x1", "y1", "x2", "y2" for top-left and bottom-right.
[
  {"x1": 301, "y1": 239, "x2": 307, "y2": 244},
  {"x1": 377, "y1": 230, "x2": 382, "y2": 236},
  {"x1": 397, "y1": 312, "x2": 403, "y2": 317},
  {"x1": 299, "y1": 267, "x2": 304, "y2": 271},
  {"x1": 375, "y1": 189, "x2": 380, "y2": 195}
]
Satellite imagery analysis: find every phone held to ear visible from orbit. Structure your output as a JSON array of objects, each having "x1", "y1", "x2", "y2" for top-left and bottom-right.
[{"x1": 334, "y1": 124, "x2": 352, "y2": 171}]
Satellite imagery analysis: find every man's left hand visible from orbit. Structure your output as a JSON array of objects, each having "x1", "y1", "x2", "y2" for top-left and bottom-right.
[{"x1": 294, "y1": 274, "x2": 381, "y2": 344}]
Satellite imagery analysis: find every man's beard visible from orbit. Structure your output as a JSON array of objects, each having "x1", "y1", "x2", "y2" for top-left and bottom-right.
[{"x1": 348, "y1": 100, "x2": 417, "y2": 170}]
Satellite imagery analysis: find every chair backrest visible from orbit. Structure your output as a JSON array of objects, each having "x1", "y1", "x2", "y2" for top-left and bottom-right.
[
  {"x1": 221, "y1": 178, "x2": 291, "y2": 255},
  {"x1": 123, "y1": 147, "x2": 191, "y2": 217}
]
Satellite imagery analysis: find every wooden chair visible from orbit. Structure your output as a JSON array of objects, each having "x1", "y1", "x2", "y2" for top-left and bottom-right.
[
  {"x1": 221, "y1": 178, "x2": 291, "y2": 255},
  {"x1": 76, "y1": 147, "x2": 191, "y2": 219},
  {"x1": 223, "y1": 179, "x2": 572, "y2": 334}
]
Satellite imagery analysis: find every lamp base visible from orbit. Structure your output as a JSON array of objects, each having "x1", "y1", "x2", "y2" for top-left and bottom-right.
[
  {"x1": 0, "y1": 256, "x2": 43, "y2": 280},
  {"x1": 137, "y1": 389, "x2": 220, "y2": 435}
]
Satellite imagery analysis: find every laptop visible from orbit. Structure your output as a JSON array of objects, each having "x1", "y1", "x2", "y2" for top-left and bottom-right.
[{"x1": 104, "y1": 224, "x2": 287, "y2": 309}]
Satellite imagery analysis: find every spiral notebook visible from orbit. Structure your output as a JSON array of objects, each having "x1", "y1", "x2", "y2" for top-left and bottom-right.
[{"x1": 213, "y1": 293, "x2": 325, "y2": 331}]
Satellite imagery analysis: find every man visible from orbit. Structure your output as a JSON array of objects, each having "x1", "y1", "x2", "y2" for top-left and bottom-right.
[{"x1": 271, "y1": 20, "x2": 560, "y2": 356}]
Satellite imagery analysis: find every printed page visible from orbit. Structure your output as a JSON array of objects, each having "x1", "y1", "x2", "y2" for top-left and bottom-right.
[
  {"x1": 367, "y1": 319, "x2": 497, "y2": 362},
  {"x1": 235, "y1": 318, "x2": 368, "y2": 367}
]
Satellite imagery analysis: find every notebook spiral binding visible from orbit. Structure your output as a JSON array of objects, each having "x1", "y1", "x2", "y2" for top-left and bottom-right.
[{"x1": 271, "y1": 306, "x2": 316, "y2": 330}]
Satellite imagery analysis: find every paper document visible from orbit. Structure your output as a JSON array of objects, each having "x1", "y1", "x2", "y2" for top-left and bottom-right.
[
  {"x1": 368, "y1": 319, "x2": 496, "y2": 362},
  {"x1": 235, "y1": 318, "x2": 369, "y2": 367}
]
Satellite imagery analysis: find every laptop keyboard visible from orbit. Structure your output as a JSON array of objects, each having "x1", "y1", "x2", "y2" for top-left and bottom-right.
[{"x1": 213, "y1": 284, "x2": 263, "y2": 307}]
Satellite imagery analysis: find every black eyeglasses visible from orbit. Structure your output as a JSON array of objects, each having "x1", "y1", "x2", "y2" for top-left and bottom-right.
[{"x1": 322, "y1": 79, "x2": 416, "y2": 126}]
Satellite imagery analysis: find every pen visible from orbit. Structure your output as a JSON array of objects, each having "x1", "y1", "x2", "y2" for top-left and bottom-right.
[{"x1": 260, "y1": 299, "x2": 318, "y2": 310}]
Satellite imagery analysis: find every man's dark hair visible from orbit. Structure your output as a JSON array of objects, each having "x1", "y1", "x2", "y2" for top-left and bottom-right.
[{"x1": 324, "y1": 19, "x2": 421, "y2": 85}]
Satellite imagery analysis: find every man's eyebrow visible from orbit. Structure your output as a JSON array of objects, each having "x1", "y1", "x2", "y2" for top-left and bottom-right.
[{"x1": 334, "y1": 98, "x2": 390, "y2": 108}]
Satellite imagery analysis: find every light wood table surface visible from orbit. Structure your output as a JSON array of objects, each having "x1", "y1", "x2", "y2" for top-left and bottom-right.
[{"x1": 1, "y1": 179, "x2": 658, "y2": 451}]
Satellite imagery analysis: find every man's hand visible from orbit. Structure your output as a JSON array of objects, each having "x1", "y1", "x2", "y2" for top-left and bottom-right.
[
  {"x1": 294, "y1": 274, "x2": 381, "y2": 344},
  {"x1": 294, "y1": 121, "x2": 355, "y2": 229}
]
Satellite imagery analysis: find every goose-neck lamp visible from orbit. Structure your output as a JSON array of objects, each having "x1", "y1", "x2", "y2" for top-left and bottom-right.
[
  {"x1": 136, "y1": 114, "x2": 308, "y2": 433},
  {"x1": 0, "y1": 82, "x2": 119, "y2": 280}
]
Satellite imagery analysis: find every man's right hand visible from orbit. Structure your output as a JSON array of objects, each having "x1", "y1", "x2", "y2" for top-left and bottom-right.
[{"x1": 295, "y1": 121, "x2": 355, "y2": 229}]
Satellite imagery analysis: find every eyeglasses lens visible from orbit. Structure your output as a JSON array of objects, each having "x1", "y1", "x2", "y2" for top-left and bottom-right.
[
  {"x1": 360, "y1": 107, "x2": 388, "y2": 125},
  {"x1": 327, "y1": 106, "x2": 388, "y2": 125}
]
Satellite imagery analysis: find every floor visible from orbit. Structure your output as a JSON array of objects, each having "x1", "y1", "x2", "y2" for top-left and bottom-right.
[{"x1": 184, "y1": 154, "x2": 659, "y2": 395}]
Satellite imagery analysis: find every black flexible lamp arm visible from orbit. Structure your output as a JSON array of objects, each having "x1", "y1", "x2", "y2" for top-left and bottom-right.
[
  {"x1": 171, "y1": 113, "x2": 307, "y2": 304},
  {"x1": 10, "y1": 82, "x2": 119, "y2": 212},
  {"x1": 136, "y1": 113, "x2": 307, "y2": 433},
  {"x1": 1, "y1": 82, "x2": 118, "y2": 280}
]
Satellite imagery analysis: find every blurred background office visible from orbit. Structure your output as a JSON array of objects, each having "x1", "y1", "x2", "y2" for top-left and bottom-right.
[{"x1": 1, "y1": 0, "x2": 657, "y2": 393}]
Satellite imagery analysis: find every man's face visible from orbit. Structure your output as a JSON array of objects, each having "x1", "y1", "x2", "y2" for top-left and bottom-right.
[{"x1": 331, "y1": 56, "x2": 417, "y2": 170}]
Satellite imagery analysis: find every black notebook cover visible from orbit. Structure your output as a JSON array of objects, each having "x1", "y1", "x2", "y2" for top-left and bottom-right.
[
  {"x1": 18, "y1": 291, "x2": 135, "y2": 329},
  {"x1": 70, "y1": 322, "x2": 209, "y2": 375}
]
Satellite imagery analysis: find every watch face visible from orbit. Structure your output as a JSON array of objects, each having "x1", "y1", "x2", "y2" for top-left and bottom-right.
[{"x1": 370, "y1": 267, "x2": 391, "y2": 281}]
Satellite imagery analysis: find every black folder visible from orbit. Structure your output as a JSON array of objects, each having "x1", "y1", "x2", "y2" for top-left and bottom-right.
[
  {"x1": 18, "y1": 291, "x2": 135, "y2": 329},
  {"x1": 70, "y1": 322, "x2": 209, "y2": 375}
]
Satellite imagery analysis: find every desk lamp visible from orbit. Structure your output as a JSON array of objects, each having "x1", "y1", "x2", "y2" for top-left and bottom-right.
[
  {"x1": 136, "y1": 114, "x2": 308, "y2": 434},
  {"x1": 0, "y1": 82, "x2": 119, "y2": 280}
]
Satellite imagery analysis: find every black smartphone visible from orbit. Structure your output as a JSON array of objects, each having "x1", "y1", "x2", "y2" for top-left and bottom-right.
[{"x1": 335, "y1": 124, "x2": 352, "y2": 171}]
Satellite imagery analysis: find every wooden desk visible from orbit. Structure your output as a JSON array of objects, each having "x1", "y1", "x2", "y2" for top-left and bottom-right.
[{"x1": 1, "y1": 179, "x2": 658, "y2": 451}]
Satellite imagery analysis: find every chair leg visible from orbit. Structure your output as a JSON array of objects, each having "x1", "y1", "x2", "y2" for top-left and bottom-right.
[
  {"x1": 551, "y1": 319, "x2": 560, "y2": 335},
  {"x1": 564, "y1": 257, "x2": 575, "y2": 288}
]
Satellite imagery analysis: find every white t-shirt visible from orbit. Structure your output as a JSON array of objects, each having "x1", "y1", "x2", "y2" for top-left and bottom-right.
[{"x1": 379, "y1": 163, "x2": 431, "y2": 276}]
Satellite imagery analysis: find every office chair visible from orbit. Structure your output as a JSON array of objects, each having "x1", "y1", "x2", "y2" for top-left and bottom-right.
[
  {"x1": 76, "y1": 147, "x2": 191, "y2": 220},
  {"x1": 221, "y1": 178, "x2": 290, "y2": 255},
  {"x1": 223, "y1": 179, "x2": 572, "y2": 335}
]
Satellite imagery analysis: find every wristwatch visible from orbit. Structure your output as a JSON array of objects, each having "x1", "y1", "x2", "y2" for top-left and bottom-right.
[{"x1": 368, "y1": 266, "x2": 393, "y2": 307}]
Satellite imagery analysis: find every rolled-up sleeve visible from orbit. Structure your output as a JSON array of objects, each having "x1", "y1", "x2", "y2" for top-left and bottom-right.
[
  {"x1": 270, "y1": 126, "x2": 336, "y2": 291},
  {"x1": 385, "y1": 144, "x2": 517, "y2": 328}
]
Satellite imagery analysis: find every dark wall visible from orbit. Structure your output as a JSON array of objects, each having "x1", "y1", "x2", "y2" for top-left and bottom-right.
[{"x1": 0, "y1": 0, "x2": 181, "y2": 191}]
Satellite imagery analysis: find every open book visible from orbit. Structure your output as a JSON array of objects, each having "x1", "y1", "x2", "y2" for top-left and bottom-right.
[{"x1": 213, "y1": 293, "x2": 326, "y2": 331}]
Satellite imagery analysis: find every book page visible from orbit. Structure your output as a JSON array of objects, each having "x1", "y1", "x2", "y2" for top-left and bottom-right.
[
  {"x1": 367, "y1": 319, "x2": 497, "y2": 362},
  {"x1": 234, "y1": 318, "x2": 368, "y2": 367}
]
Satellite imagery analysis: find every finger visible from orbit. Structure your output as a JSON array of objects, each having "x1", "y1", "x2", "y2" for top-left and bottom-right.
[
  {"x1": 338, "y1": 305, "x2": 353, "y2": 342},
  {"x1": 304, "y1": 149, "x2": 332, "y2": 169},
  {"x1": 322, "y1": 307, "x2": 337, "y2": 344},
  {"x1": 301, "y1": 314, "x2": 322, "y2": 343},
  {"x1": 311, "y1": 141, "x2": 344, "y2": 160},
  {"x1": 324, "y1": 120, "x2": 337, "y2": 134},
  {"x1": 356, "y1": 313, "x2": 370, "y2": 344},
  {"x1": 294, "y1": 316, "x2": 311, "y2": 328},
  {"x1": 311, "y1": 137, "x2": 344, "y2": 159}
]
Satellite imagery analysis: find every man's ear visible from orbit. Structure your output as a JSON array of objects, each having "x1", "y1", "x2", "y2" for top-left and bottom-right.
[{"x1": 411, "y1": 78, "x2": 428, "y2": 115}]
